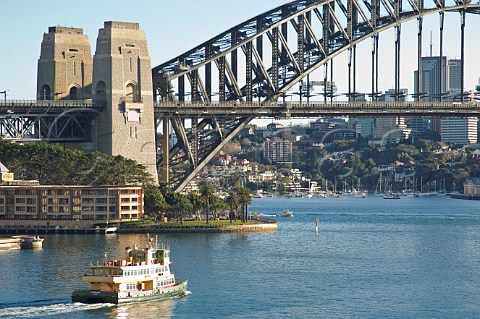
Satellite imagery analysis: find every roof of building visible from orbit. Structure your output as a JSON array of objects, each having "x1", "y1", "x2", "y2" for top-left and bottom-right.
[{"x1": 0, "y1": 162, "x2": 9, "y2": 173}]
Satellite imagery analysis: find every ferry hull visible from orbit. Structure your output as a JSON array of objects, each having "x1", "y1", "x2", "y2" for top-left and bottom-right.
[{"x1": 72, "y1": 280, "x2": 188, "y2": 304}]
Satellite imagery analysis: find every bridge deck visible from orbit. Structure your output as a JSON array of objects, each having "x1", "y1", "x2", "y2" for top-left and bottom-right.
[{"x1": 154, "y1": 101, "x2": 480, "y2": 118}]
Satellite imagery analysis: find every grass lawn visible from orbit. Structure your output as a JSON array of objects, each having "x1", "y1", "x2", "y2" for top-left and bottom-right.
[{"x1": 120, "y1": 219, "x2": 258, "y2": 227}]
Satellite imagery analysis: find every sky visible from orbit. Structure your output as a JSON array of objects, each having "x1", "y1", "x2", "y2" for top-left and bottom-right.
[{"x1": 1, "y1": 0, "x2": 480, "y2": 102}]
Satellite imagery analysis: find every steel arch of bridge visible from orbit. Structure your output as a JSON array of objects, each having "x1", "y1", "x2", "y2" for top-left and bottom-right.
[{"x1": 152, "y1": 0, "x2": 480, "y2": 192}]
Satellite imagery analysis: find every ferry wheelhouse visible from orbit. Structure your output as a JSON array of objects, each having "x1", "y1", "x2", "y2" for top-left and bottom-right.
[{"x1": 72, "y1": 239, "x2": 188, "y2": 304}]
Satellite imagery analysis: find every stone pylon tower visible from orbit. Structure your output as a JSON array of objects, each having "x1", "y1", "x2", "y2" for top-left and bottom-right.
[
  {"x1": 92, "y1": 22, "x2": 158, "y2": 182},
  {"x1": 37, "y1": 26, "x2": 93, "y2": 100}
]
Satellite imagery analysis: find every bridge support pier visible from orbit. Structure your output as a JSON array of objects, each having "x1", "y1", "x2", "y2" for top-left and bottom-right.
[{"x1": 161, "y1": 117, "x2": 169, "y2": 184}]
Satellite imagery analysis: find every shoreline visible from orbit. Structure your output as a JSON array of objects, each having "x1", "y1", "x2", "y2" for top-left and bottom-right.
[{"x1": 0, "y1": 219, "x2": 278, "y2": 234}]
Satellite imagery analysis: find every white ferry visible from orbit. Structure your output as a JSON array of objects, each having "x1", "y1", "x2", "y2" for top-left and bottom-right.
[{"x1": 72, "y1": 237, "x2": 188, "y2": 304}]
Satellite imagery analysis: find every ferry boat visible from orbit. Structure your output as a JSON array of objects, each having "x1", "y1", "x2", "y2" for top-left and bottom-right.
[{"x1": 72, "y1": 237, "x2": 188, "y2": 304}]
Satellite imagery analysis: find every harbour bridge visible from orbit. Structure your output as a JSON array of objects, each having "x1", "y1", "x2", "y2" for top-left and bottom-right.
[{"x1": 1, "y1": 0, "x2": 480, "y2": 191}]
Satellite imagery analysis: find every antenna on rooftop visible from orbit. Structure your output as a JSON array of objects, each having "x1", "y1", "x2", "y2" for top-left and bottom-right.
[{"x1": 430, "y1": 31, "x2": 433, "y2": 57}]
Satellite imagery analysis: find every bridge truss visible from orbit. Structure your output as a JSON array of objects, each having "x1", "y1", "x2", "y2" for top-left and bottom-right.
[
  {"x1": 153, "y1": 0, "x2": 480, "y2": 192},
  {"x1": 0, "y1": 101, "x2": 100, "y2": 142}
]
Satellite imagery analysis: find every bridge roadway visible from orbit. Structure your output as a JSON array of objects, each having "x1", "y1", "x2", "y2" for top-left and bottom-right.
[
  {"x1": 154, "y1": 100, "x2": 480, "y2": 118},
  {"x1": 2, "y1": 100, "x2": 480, "y2": 118},
  {"x1": 0, "y1": 100, "x2": 102, "y2": 114}
]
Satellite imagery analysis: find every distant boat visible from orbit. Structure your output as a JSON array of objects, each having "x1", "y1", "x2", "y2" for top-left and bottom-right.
[
  {"x1": 278, "y1": 209, "x2": 294, "y2": 217},
  {"x1": 384, "y1": 193, "x2": 400, "y2": 199}
]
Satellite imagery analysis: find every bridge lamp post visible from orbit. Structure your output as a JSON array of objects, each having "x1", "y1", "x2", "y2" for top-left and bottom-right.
[{"x1": 0, "y1": 90, "x2": 9, "y2": 102}]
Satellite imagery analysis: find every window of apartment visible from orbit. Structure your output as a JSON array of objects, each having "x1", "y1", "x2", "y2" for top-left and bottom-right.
[
  {"x1": 48, "y1": 206, "x2": 58, "y2": 213},
  {"x1": 82, "y1": 206, "x2": 94, "y2": 211},
  {"x1": 96, "y1": 190, "x2": 107, "y2": 196},
  {"x1": 15, "y1": 206, "x2": 26, "y2": 212},
  {"x1": 15, "y1": 198, "x2": 26, "y2": 204},
  {"x1": 59, "y1": 198, "x2": 69, "y2": 205},
  {"x1": 48, "y1": 198, "x2": 58, "y2": 205},
  {"x1": 96, "y1": 206, "x2": 107, "y2": 212},
  {"x1": 109, "y1": 198, "x2": 117, "y2": 204},
  {"x1": 59, "y1": 206, "x2": 69, "y2": 213},
  {"x1": 27, "y1": 198, "x2": 36, "y2": 205},
  {"x1": 0, "y1": 198, "x2": 3, "y2": 205},
  {"x1": 96, "y1": 198, "x2": 107, "y2": 204},
  {"x1": 27, "y1": 206, "x2": 36, "y2": 213},
  {"x1": 121, "y1": 206, "x2": 130, "y2": 211},
  {"x1": 121, "y1": 198, "x2": 130, "y2": 203},
  {"x1": 109, "y1": 206, "x2": 117, "y2": 212},
  {"x1": 95, "y1": 214, "x2": 107, "y2": 220},
  {"x1": 82, "y1": 190, "x2": 94, "y2": 196},
  {"x1": 109, "y1": 190, "x2": 118, "y2": 196},
  {"x1": 82, "y1": 198, "x2": 94, "y2": 204},
  {"x1": 120, "y1": 190, "x2": 129, "y2": 194}
]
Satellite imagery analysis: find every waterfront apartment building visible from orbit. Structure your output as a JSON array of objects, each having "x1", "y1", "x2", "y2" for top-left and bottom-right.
[{"x1": 0, "y1": 185, "x2": 144, "y2": 221}]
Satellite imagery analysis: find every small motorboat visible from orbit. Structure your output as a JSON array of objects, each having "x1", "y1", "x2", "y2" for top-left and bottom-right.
[{"x1": 278, "y1": 210, "x2": 294, "y2": 217}]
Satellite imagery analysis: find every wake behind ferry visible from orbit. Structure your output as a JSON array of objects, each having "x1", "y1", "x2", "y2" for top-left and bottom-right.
[{"x1": 72, "y1": 237, "x2": 188, "y2": 304}]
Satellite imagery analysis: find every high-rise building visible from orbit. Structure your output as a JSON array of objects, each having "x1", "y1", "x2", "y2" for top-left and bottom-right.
[
  {"x1": 440, "y1": 117, "x2": 478, "y2": 145},
  {"x1": 413, "y1": 56, "x2": 448, "y2": 136},
  {"x1": 263, "y1": 138, "x2": 293, "y2": 163},
  {"x1": 448, "y1": 59, "x2": 462, "y2": 92},
  {"x1": 374, "y1": 89, "x2": 411, "y2": 143},
  {"x1": 440, "y1": 59, "x2": 478, "y2": 145}
]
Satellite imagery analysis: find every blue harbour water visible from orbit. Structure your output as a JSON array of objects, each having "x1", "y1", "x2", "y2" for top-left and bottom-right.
[{"x1": 1, "y1": 195, "x2": 480, "y2": 318}]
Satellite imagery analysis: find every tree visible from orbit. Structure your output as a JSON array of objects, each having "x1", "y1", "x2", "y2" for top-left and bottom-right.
[
  {"x1": 237, "y1": 187, "x2": 252, "y2": 222},
  {"x1": 144, "y1": 184, "x2": 167, "y2": 220},
  {"x1": 168, "y1": 193, "x2": 192, "y2": 224},
  {"x1": 225, "y1": 191, "x2": 239, "y2": 223},
  {"x1": 187, "y1": 192, "x2": 202, "y2": 219},
  {"x1": 199, "y1": 183, "x2": 215, "y2": 224}
]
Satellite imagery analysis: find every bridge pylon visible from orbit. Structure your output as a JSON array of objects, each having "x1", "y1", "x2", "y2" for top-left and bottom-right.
[
  {"x1": 37, "y1": 26, "x2": 93, "y2": 101},
  {"x1": 92, "y1": 22, "x2": 158, "y2": 183}
]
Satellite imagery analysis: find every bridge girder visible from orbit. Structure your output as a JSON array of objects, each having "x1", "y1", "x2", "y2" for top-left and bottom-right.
[{"x1": 0, "y1": 101, "x2": 100, "y2": 142}]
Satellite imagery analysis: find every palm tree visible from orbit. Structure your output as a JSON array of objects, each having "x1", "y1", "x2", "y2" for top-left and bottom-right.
[
  {"x1": 237, "y1": 187, "x2": 252, "y2": 222},
  {"x1": 199, "y1": 183, "x2": 214, "y2": 224},
  {"x1": 225, "y1": 191, "x2": 239, "y2": 224}
]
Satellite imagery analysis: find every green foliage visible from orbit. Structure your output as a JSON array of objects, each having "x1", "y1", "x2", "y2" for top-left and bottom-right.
[
  {"x1": 0, "y1": 140, "x2": 153, "y2": 185},
  {"x1": 143, "y1": 184, "x2": 167, "y2": 218}
]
